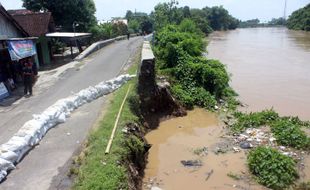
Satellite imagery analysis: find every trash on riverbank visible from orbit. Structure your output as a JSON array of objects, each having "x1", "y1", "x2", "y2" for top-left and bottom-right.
[{"x1": 181, "y1": 160, "x2": 203, "y2": 167}]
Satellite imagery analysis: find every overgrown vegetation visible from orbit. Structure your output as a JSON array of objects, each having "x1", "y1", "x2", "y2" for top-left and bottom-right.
[
  {"x1": 248, "y1": 147, "x2": 299, "y2": 189},
  {"x1": 287, "y1": 3, "x2": 310, "y2": 31},
  {"x1": 271, "y1": 119, "x2": 310, "y2": 150},
  {"x1": 154, "y1": 18, "x2": 237, "y2": 110}
]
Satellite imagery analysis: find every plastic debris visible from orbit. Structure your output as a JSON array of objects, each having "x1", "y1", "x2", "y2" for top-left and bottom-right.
[{"x1": 181, "y1": 160, "x2": 203, "y2": 167}]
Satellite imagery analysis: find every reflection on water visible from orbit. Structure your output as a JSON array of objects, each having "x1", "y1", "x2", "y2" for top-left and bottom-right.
[{"x1": 208, "y1": 27, "x2": 310, "y2": 120}]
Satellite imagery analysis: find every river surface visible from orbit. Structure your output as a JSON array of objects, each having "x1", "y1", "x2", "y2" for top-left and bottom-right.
[{"x1": 208, "y1": 27, "x2": 310, "y2": 120}]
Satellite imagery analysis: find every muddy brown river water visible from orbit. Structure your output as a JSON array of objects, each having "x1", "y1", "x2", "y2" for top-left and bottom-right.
[
  {"x1": 208, "y1": 27, "x2": 310, "y2": 120},
  {"x1": 143, "y1": 109, "x2": 268, "y2": 190}
]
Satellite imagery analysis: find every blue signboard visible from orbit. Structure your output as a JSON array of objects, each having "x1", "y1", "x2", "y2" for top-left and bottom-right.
[{"x1": 7, "y1": 40, "x2": 37, "y2": 61}]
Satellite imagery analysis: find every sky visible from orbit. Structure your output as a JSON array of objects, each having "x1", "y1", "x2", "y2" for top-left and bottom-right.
[{"x1": 0, "y1": 0, "x2": 309, "y2": 22}]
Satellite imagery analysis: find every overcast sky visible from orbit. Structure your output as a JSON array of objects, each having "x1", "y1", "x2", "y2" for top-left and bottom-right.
[{"x1": 0, "y1": 0, "x2": 309, "y2": 22}]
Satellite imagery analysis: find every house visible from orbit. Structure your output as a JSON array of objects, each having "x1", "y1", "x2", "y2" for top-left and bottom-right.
[
  {"x1": 0, "y1": 3, "x2": 37, "y2": 100},
  {"x1": 8, "y1": 9, "x2": 55, "y2": 66}
]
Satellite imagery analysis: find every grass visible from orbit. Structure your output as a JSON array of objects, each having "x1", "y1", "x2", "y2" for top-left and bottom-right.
[
  {"x1": 72, "y1": 52, "x2": 143, "y2": 190},
  {"x1": 248, "y1": 146, "x2": 298, "y2": 190}
]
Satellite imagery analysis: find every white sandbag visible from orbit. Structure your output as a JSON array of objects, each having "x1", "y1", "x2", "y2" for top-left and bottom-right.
[
  {"x1": 1, "y1": 136, "x2": 30, "y2": 155},
  {"x1": 57, "y1": 112, "x2": 66, "y2": 123},
  {"x1": 0, "y1": 158, "x2": 15, "y2": 171},
  {"x1": 0, "y1": 74, "x2": 135, "y2": 182},
  {"x1": 0, "y1": 170, "x2": 7, "y2": 182},
  {"x1": 0, "y1": 149, "x2": 18, "y2": 163}
]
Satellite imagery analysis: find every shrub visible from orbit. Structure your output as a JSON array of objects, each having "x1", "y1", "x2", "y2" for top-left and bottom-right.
[
  {"x1": 248, "y1": 147, "x2": 298, "y2": 189},
  {"x1": 174, "y1": 58, "x2": 230, "y2": 98},
  {"x1": 154, "y1": 24, "x2": 204, "y2": 68},
  {"x1": 231, "y1": 109, "x2": 279, "y2": 133},
  {"x1": 171, "y1": 84, "x2": 195, "y2": 109},
  {"x1": 271, "y1": 119, "x2": 310, "y2": 150}
]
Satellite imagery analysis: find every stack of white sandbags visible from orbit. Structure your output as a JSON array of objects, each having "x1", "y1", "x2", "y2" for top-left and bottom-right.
[{"x1": 0, "y1": 74, "x2": 135, "y2": 182}]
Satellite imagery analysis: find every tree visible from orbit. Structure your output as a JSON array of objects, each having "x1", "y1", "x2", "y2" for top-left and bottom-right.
[
  {"x1": 22, "y1": 0, "x2": 97, "y2": 31},
  {"x1": 125, "y1": 10, "x2": 134, "y2": 21},
  {"x1": 128, "y1": 19, "x2": 140, "y2": 33},
  {"x1": 287, "y1": 3, "x2": 310, "y2": 31},
  {"x1": 152, "y1": 0, "x2": 182, "y2": 30}
]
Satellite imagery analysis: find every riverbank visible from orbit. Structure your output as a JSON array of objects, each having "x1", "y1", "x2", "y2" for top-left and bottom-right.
[{"x1": 141, "y1": 26, "x2": 310, "y2": 189}]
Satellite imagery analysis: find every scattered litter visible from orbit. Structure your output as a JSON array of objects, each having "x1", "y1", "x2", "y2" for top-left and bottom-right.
[
  {"x1": 193, "y1": 147, "x2": 208, "y2": 156},
  {"x1": 239, "y1": 142, "x2": 253, "y2": 149},
  {"x1": 205, "y1": 169, "x2": 214, "y2": 181},
  {"x1": 233, "y1": 147, "x2": 241, "y2": 152},
  {"x1": 181, "y1": 160, "x2": 203, "y2": 167},
  {"x1": 151, "y1": 187, "x2": 162, "y2": 190},
  {"x1": 67, "y1": 132, "x2": 71, "y2": 136}
]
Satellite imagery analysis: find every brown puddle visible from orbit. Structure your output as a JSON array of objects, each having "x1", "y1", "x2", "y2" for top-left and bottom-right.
[{"x1": 143, "y1": 109, "x2": 267, "y2": 190}]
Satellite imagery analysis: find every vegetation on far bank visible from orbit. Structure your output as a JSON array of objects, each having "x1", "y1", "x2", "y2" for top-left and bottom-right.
[{"x1": 287, "y1": 3, "x2": 310, "y2": 31}]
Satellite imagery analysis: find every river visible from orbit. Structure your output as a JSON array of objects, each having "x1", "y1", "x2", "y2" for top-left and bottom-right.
[{"x1": 208, "y1": 27, "x2": 310, "y2": 120}]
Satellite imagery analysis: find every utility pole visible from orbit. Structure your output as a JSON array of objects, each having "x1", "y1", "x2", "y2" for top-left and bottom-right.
[{"x1": 283, "y1": 0, "x2": 287, "y2": 20}]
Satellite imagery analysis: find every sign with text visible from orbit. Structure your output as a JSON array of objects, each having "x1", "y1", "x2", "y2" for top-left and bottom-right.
[
  {"x1": 0, "y1": 82, "x2": 9, "y2": 100},
  {"x1": 7, "y1": 40, "x2": 37, "y2": 61}
]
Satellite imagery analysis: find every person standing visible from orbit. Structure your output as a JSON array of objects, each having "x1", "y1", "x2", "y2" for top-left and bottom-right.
[{"x1": 23, "y1": 60, "x2": 33, "y2": 96}]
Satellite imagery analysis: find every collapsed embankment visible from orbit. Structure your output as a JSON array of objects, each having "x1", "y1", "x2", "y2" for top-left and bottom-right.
[{"x1": 68, "y1": 40, "x2": 185, "y2": 190}]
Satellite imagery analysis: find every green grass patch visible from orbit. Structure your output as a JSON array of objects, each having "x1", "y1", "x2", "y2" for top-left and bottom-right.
[
  {"x1": 248, "y1": 146, "x2": 298, "y2": 190},
  {"x1": 271, "y1": 119, "x2": 310, "y2": 150},
  {"x1": 72, "y1": 78, "x2": 142, "y2": 190}
]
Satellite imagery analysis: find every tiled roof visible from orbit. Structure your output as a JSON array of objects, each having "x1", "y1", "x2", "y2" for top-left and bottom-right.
[{"x1": 9, "y1": 10, "x2": 55, "y2": 37}]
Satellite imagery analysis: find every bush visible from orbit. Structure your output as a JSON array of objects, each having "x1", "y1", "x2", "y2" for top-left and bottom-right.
[
  {"x1": 231, "y1": 109, "x2": 279, "y2": 133},
  {"x1": 173, "y1": 58, "x2": 230, "y2": 98},
  {"x1": 271, "y1": 119, "x2": 310, "y2": 150},
  {"x1": 154, "y1": 24, "x2": 204, "y2": 68},
  {"x1": 248, "y1": 147, "x2": 298, "y2": 189},
  {"x1": 154, "y1": 21, "x2": 236, "y2": 110},
  {"x1": 171, "y1": 85, "x2": 216, "y2": 109}
]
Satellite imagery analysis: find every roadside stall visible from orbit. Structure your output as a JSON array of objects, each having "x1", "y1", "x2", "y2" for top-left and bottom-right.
[{"x1": 0, "y1": 38, "x2": 37, "y2": 101}]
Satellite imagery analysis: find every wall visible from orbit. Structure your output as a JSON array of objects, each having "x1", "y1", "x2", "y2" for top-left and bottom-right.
[{"x1": 0, "y1": 14, "x2": 23, "y2": 39}]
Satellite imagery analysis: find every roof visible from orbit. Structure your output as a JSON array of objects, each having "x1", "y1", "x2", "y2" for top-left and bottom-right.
[
  {"x1": 0, "y1": 5, "x2": 29, "y2": 37},
  {"x1": 9, "y1": 10, "x2": 55, "y2": 37},
  {"x1": 46, "y1": 32, "x2": 92, "y2": 38}
]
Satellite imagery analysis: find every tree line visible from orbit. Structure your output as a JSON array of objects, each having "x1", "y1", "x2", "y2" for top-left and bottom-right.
[{"x1": 22, "y1": 0, "x2": 239, "y2": 41}]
